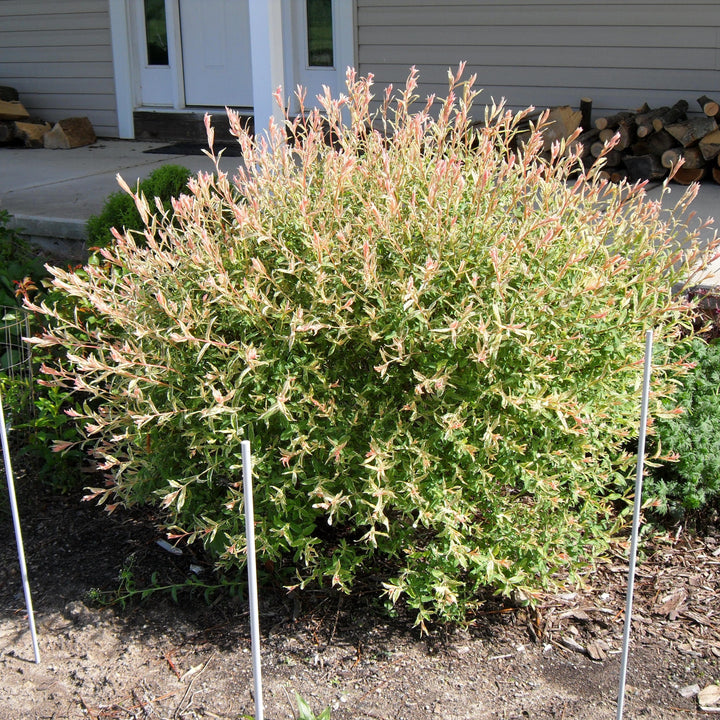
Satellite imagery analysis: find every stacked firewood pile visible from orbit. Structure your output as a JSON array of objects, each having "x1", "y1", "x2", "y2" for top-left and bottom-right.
[
  {"x1": 518, "y1": 95, "x2": 720, "y2": 185},
  {"x1": 0, "y1": 85, "x2": 96, "y2": 149}
]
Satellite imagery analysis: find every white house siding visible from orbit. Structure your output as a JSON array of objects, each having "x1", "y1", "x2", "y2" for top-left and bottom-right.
[
  {"x1": 356, "y1": 0, "x2": 720, "y2": 119},
  {"x1": 0, "y1": 0, "x2": 118, "y2": 137}
]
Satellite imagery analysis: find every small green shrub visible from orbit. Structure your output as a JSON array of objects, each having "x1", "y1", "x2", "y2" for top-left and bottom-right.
[
  {"x1": 86, "y1": 164, "x2": 191, "y2": 248},
  {"x1": 28, "y1": 68, "x2": 718, "y2": 626},
  {"x1": 24, "y1": 383, "x2": 89, "y2": 492},
  {"x1": 647, "y1": 335, "x2": 720, "y2": 515}
]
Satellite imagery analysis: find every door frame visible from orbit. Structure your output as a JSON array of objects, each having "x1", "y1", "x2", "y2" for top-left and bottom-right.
[
  {"x1": 108, "y1": 0, "x2": 357, "y2": 138},
  {"x1": 283, "y1": 0, "x2": 356, "y2": 114}
]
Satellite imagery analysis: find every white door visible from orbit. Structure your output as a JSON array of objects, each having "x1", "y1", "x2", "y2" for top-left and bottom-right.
[
  {"x1": 179, "y1": 0, "x2": 253, "y2": 107},
  {"x1": 290, "y1": 0, "x2": 355, "y2": 108}
]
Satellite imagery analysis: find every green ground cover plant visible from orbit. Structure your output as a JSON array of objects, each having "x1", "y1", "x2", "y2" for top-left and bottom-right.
[
  {"x1": 648, "y1": 332, "x2": 720, "y2": 516},
  {"x1": 26, "y1": 67, "x2": 719, "y2": 626}
]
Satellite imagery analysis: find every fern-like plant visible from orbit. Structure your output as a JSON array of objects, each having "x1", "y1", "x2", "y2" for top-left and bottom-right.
[{"x1": 647, "y1": 335, "x2": 720, "y2": 516}]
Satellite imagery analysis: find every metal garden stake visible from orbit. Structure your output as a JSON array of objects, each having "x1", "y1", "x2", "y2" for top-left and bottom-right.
[
  {"x1": 242, "y1": 440, "x2": 264, "y2": 720},
  {"x1": 0, "y1": 390, "x2": 40, "y2": 664},
  {"x1": 616, "y1": 330, "x2": 653, "y2": 720}
]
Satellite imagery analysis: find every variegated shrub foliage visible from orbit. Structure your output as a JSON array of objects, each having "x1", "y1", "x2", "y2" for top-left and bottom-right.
[{"x1": 28, "y1": 68, "x2": 717, "y2": 626}]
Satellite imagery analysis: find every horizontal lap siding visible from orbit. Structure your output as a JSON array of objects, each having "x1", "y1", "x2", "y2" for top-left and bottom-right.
[
  {"x1": 0, "y1": 0, "x2": 118, "y2": 137},
  {"x1": 357, "y1": 1, "x2": 720, "y2": 118}
]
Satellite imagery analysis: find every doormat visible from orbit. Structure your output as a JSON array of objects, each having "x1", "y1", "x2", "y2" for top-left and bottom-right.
[{"x1": 143, "y1": 141, "x2": 243, "y2": 157}]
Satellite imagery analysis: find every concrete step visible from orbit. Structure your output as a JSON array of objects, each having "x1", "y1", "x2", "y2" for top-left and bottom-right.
[
  {"x1": 133, "y1": 109, "x2": 253, "y2": 144},
  {"x1": 8, "y1": 214, "x2": 87, "y2": 263}
]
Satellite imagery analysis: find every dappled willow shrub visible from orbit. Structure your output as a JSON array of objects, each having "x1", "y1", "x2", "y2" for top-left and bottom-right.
[{"x1": 27, "y1": 67, "x2": 719, "y2": 626}]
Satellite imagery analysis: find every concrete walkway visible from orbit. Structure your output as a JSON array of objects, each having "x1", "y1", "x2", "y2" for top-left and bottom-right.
[
  {"x1": 1, "y1": 138, "x2": 719, "y2": 283},
  {"x1": 0, "y1": 139, "x2": 238, "y2": 260}
]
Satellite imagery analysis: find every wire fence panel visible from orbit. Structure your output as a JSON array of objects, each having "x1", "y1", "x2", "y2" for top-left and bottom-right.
[{"x1": 1, "y1": 305, "x2": 35, "y2": 429}]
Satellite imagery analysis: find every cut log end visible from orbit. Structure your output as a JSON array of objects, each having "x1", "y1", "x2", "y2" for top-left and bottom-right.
[
  {"x1": 661, "y1": 146, "x2": 705, "y2": 170},
  {"x1": 698, "y1": 95, "x2": 720, "y2": 118},
  {"x1": 671, "y1": 167, "x2": 707, "y2": 185},
  {"x1": 594, "y1": 110, "x2": 633, "y2": 131},
  {"x1": 0, "y1": 99, "x2": 30, "y2": 121},
  {"x1": 1, "y1": 120, "x2": 51, "y2": 147}
]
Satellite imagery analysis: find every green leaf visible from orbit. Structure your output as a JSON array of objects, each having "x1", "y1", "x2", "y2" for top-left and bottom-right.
[{"x1": 295, "y1": 693, "x2": 315, "y2": 720}]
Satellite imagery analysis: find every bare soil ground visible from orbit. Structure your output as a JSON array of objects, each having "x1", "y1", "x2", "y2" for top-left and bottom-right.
[{"x1": 1, "y1": 468, "x2": 719, "y2": 720}]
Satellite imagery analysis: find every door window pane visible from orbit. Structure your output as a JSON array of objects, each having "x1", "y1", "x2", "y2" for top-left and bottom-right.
[
  {"x1": 306, "y1": 0, "x2": 333, "y2": 67},
  {"x1": 145, "y1": 0, "x2": 169, "y2": 66}
]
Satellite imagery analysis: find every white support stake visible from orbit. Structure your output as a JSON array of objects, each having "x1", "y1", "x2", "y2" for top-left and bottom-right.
[
  {"x1": 0, "y1": 391, "x2": 40, "y2": 664},
  {"x1": 616, "y1": 330, "x2": 653, "y2": 720},
  {"x1": 242, "y1": 440, "x2": 264, "y2": 720}
]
